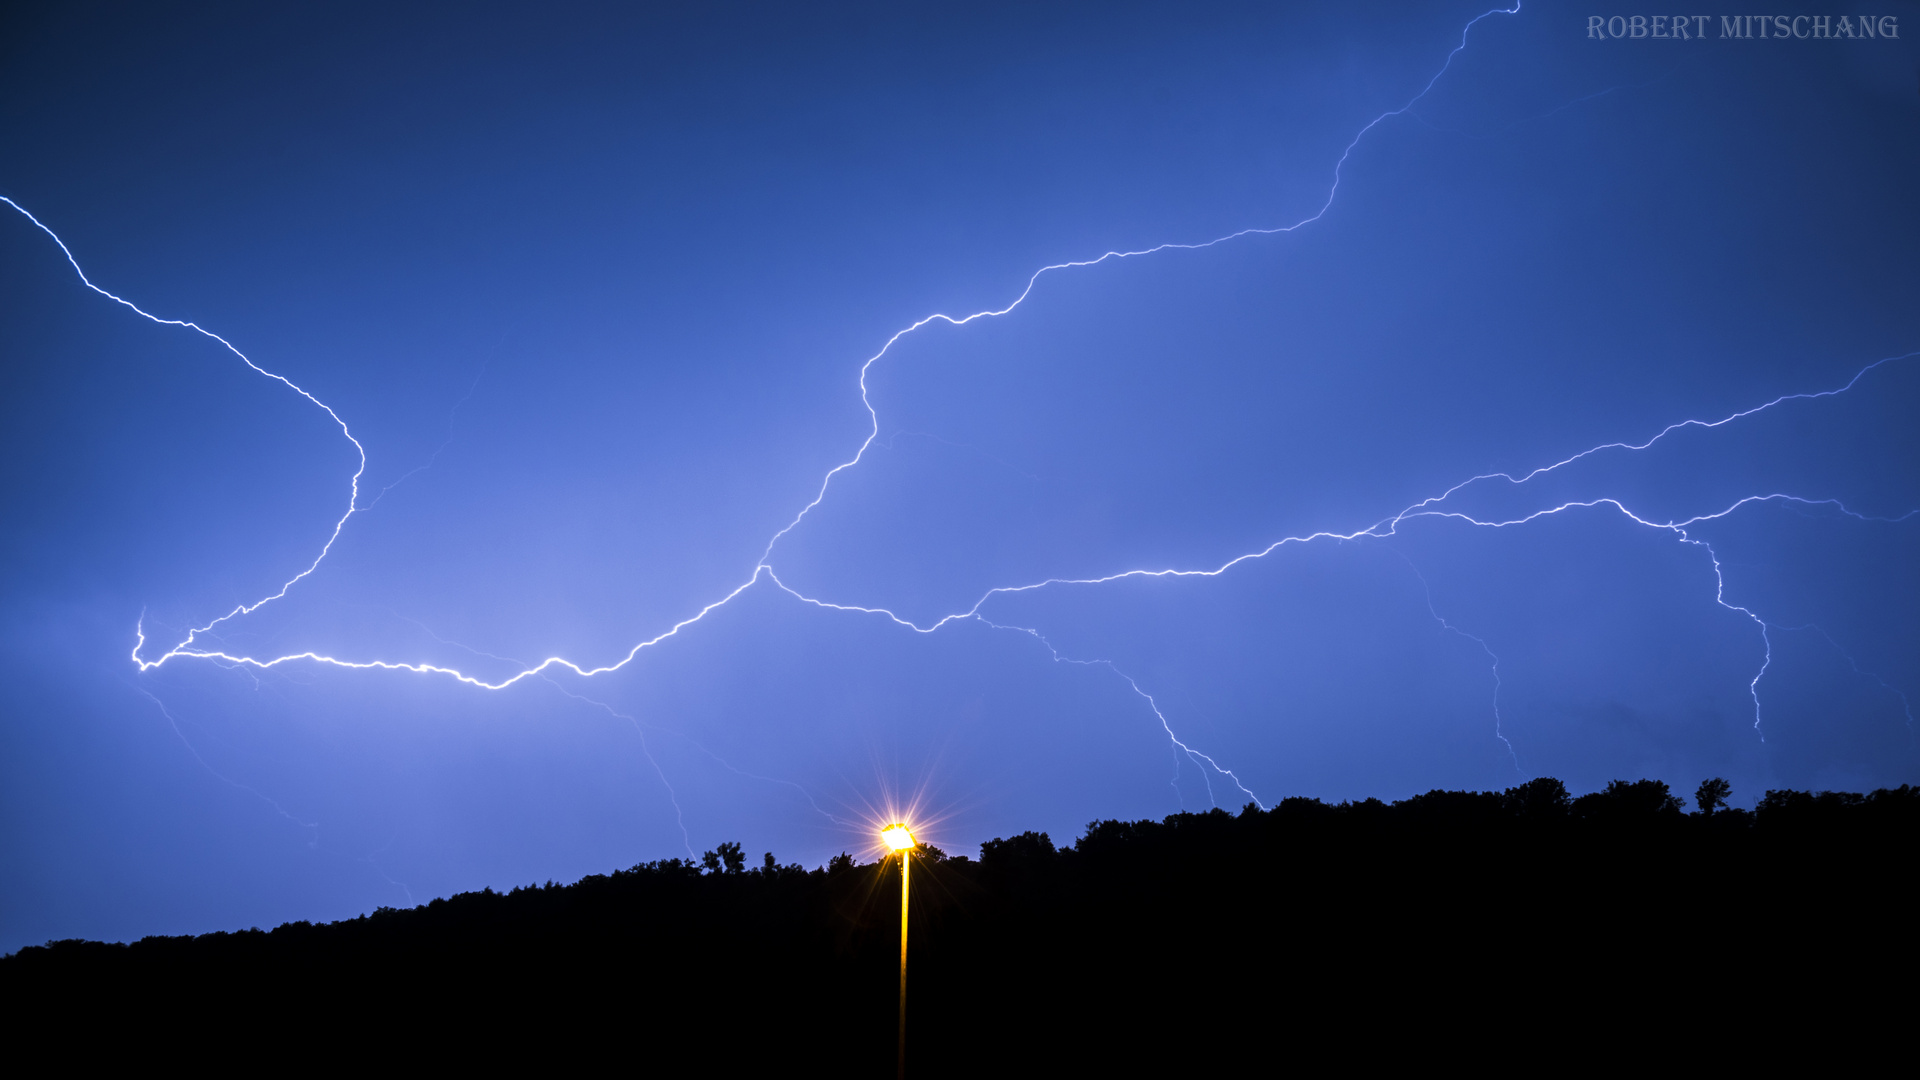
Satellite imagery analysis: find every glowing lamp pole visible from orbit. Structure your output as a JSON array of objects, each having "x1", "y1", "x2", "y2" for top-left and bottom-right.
[{"x1": 880, "y1": 823, "x2": 916, "y2": 1079}]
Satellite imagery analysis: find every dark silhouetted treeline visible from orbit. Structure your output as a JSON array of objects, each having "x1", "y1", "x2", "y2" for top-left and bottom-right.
[{"x1": 8, "y1": 779, "x2": 1915, "y2": 1072}]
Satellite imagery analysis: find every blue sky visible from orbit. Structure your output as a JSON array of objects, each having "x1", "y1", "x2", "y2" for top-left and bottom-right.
[{"x1": 3, "y1": 0, "x2": 1917, "y2": 950}]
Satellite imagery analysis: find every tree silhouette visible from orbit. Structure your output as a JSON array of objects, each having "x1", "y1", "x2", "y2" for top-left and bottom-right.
[
  {"x1": 978, "y1": 830, "x2": 1055, "y2": 868},
  {"x1": 701, "y1": 841, "x2": 746, "y2": 874},
  {"x1": 1574, "y1": 778, "x2": 1685, "y2": 820},
  {"x1": 1695, "y1": 777, "x2": 1732, "y2": 816},
  {"x1": 10, "y1": 777, "x2": 1915, "y2": 1076},
  {"x1": 1503, "y1": 776, "x2": 1572, "y2": 818}
]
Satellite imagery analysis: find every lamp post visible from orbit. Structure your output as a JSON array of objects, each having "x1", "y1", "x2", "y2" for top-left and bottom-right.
[{"x1": 880, "y1": 823, "x2": 916, "y2": 1079}]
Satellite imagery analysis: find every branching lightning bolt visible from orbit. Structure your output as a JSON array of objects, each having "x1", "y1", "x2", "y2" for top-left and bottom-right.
[
  {"x1": 1391, "y1": 550, "x2": 1516, "y2": 771},
  {"x1": 136, "y1": 687, "x2": 320, "y2": 841},
  {"x1": 365, "y1": 832, "x2": 418, "y2": 907},
  {"x1": 10, "y1": 1, "x2": 1915, "y2": 812},
  {"x1": 972, "y1": 616, "x2": 1268, "y2": 810},
  {"x1": 0, "y1": 195, "x2": 367, "y2": 672},
  {"x1": 1779, "y1": 623, "x2": 1917, "y2": 736},
  {"x1": 540, "y1": 676, "x2": 695, "y2": 857}
]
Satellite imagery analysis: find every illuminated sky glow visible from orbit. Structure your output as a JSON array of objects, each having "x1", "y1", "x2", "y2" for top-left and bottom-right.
[{"x1": 1, "y1": 1, "x2": 1914, "y2": 950}]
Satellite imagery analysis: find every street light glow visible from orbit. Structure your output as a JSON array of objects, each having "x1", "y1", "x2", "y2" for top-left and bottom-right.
[{"x1": 881, "y1": 820, "x2": 918, "y2": 1078}]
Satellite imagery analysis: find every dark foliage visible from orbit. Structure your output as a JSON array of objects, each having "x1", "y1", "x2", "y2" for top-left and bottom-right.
[
  {"x1": 1696, "y1": 776, "x2": 1733, "y2": 816},
  {"x1": 7, "y1": 780, "x2": 1915, "y2": 1072},
  {"x1": 977, "y1": 829, "x2": 1056, "y2": 869}
]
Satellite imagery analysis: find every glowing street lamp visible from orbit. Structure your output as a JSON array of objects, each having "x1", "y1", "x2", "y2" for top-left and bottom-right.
[{"x1": 881, "y1": 823, "x2": 916, "y2": 1079}]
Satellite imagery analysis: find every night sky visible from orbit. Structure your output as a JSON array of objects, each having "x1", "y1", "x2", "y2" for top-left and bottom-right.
[{"x1": 3, "y1": 1, "x2": 1916, "y2": 951}]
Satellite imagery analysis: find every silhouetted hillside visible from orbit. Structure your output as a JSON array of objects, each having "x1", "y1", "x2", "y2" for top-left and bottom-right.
[{"x1": 8, "y1": 779, "x2": 1915, "y2": 1072}]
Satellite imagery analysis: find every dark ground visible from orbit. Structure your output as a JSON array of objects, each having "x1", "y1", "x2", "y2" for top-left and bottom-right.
[{"x1": 6, "y1": 778, "x2": 1913, "y2": 1073}]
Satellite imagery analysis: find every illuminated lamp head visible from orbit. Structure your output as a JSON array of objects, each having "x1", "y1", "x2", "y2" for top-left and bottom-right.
[{"x1": 880, "y1": 824, "x2": 916, "y2": 852}]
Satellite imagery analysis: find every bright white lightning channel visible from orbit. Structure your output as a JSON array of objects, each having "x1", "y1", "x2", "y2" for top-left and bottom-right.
[
  {"x1": 7, "y1": 1, "x2": 1912, "y2": 802},
  {"x1": 0, "y1": 195, "x2": 369, "y2": 677}
]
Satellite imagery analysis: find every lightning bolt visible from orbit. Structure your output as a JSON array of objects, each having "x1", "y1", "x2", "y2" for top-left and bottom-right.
[
  {"x1": 1774, "y1": 623, "x2": 1918, "y2": 736},
  {"x1": 365, "y1": 832, "x2": 417, "y2": 907},
  {"x1": 1392, "y1": 550, "x2": 1516, "y2": 771},
  {"x1": 9, "y1": 1, "x2": 1914, "y2": 810},
  {"x1": 135, "y1": 687, "x2": 320, "y2": 842},
  {"x1": 539, "y1": 676, "x2": 695, "y2": 857},
  {"x1": 0, "y1": 195, "x2": 367, "y2": 672},
  {"x1": 971, "y1": 615, "x2": 1268, "y2": 810}
]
